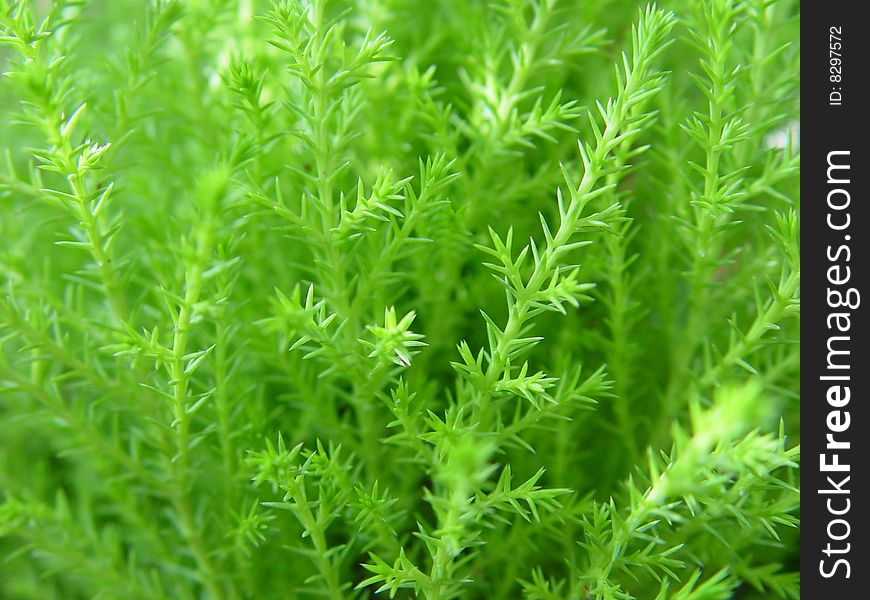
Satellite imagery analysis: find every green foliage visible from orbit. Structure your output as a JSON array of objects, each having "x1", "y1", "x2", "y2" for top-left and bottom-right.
[{"x1": 0, "y1": 0, "x2": 799, "y2": 598}]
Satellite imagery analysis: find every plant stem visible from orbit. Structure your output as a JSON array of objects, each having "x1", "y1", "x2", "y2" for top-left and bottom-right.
[{"x1": 167, "y1": 178, "x2": 225, "y2": 600}]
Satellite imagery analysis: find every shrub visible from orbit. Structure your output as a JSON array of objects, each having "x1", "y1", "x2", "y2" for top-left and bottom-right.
[{"x1": 0, "y1": 0, "x2": 800, "y2": 598}]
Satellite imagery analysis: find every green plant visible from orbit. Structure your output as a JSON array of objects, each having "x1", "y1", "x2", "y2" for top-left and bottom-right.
[{"x1": 0, "y1": 0, "x2": 800, "y2": 598}]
